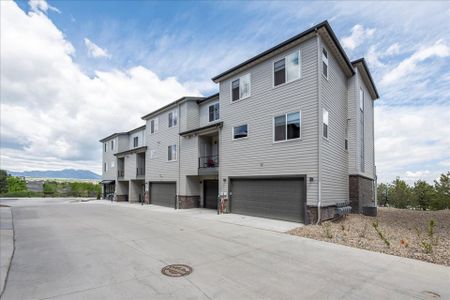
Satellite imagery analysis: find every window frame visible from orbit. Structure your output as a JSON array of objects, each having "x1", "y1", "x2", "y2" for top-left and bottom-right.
[
  {"x1": 104, "y1": 143, "x2": 107, "y2": 152},
  {"x1": 104, "y1": 162, "x2": 107, "y2": 172},
  {"x1": 111, "y1": 140, "x2": 114, "y2": 150},
  {"x1": 150, "y1": 117, "x2": 159, "y2": 134},
  {"x1": 322, "y1": 47, "x2": 329, "y2": 79},
  {"x1": 230, "y1": 73, "x2": 251, "y2": 103},
  {"x1": 168, "y1": 110, "x2": 178, "y2": 128},
  {"x1": 272, "y1": 50, "x2": 301, "y2": 88},
  {"x1": 272, "y1": 111, "x2": 302, "y2": 143},
  {"x1": 232, "y1": 124, "x2": 249, "y2": 141},
  {"x1": 167, "y1": 144, "x2": 177, "y2": 162},
  {"x1": 133, "y1": 136, "x2": 139, "y2": 148},
  {"x1": 208, "y1": 102, "x2": 220, "y2": 123},
  {"x1": 322, "y1": 108, "x2": 329, "y2": 140},
  {"x1": 150, "y1": 149, "x2": 157, "y2": 159}
]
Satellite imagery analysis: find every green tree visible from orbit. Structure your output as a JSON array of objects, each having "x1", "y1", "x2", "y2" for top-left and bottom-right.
[
  {"x1": 0, "y1": 170, "x2": 8, "y2": 193},
  {"x1": 412, "y1": 180, "x2": 434, "y2": 210},
  {"x1": 43, "y1": 181, "x2": 58, "y2": 196},
  {"x1": 431, "y1": 172, "x2": 450, "y2": 210},
  {"x1": 388, "y1": 178, "x2": 412, "y2": 208},
  {"x1": 377, "y1": 183, "x2": 389, "y2": 206},
  {"x1": 6, "y1": 176, "x2": 27, "y2": 192}
]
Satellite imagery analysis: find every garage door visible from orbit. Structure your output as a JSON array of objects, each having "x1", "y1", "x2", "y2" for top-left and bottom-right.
[
  {"x1": 150, "y1": 182, "x2": 176, "y2": 208},
  {"x1": 230, "y1": 177, "x2": 305, "y2": 223}
]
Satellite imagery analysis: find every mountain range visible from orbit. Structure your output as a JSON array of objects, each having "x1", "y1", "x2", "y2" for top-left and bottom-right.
[{"x1": 8, "y1": 169, "x2": 101, "y2": 180}]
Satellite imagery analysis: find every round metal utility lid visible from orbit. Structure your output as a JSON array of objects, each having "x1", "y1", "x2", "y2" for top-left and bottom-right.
[{"x1": 161, "y1": 264, "x2": 193, "y2": 277}]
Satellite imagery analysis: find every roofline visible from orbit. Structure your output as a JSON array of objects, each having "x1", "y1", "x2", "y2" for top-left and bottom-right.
[
  {"x1": 179, "y1": 121, "x2": 223, "y2": 136},
  {"x1": 141, "y1": 96, "x2": 204, "y2": 120},
  {"x1": 211, "y1": 20, "x2": 354, "y2": 82},
  {"x1": 127, "y1": 124, "x2": 146, "y2": 134},
  {"x1": 197, "y1": 93, "x2": 219, "y2": 104},
  {"x1": 114, "y1": 146, "x2": 147, "y2": 157},
  {"x1": 352, "y1": 58, "x2": 380, "y2": 99},
  {"x1": 99, "y1": 132, "x2": 126, "y2": 143}
]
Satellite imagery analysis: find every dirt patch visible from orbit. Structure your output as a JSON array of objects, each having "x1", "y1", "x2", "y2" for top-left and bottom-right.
[{"x1": 288, "y1": 208, "x2": 450, "y2": 266}]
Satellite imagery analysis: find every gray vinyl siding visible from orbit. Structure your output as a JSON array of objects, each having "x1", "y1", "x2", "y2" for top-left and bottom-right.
[
  {"x1": 319, "y1": 40, "x2": 349, "y2": 206},
  {"x1": 347, "y1": 75, "x2": 358, "y2": 174},
  {"x1": 179, "y1": 135, "x2": 199, "y2": 195},
  {"x1": 124, "y1": 153, "x2": 137, "y2": 180},
  {"x1": 199, "y1": 100, "x2": 220, "y2": 127},
  {"x1": 218, "y1": 37, "x2": 319, "y2": 205},
  {"x1": 145, "y1": 104, "x2": 180, "y2": 193},
  {"x1": 180, "y1": 101, "x2": 200, "y2": 133},
  {"x1": 101, "y1": 137, "x2": 118, "y2": 181},
  {"x1": 118, "y1": 135, "x2": 129, "y2": 152},
  {"x1": 356, "y1": 70, "x2": 375, "y2": 179}
]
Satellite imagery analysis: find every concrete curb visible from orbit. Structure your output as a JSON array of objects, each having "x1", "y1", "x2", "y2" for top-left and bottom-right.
[{"x1": 0, "y1": 207, "x2": 14, "y2": 297}]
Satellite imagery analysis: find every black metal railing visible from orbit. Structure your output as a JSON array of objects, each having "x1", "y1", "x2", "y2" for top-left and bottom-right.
[
  {"x1": 117, "y1": 170, "x2": 124, "y2": 178},
  {"x1": 199, "y1": 155, "x2": 219, "y2": 169},
  {"x1": 136, "y1": 167, "x2": 145, "y2": 176}
]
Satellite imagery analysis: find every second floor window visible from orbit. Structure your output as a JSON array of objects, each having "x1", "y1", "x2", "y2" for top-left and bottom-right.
[
  {"x1": 150, "y1": 149, "x2": 157, "y2": 159},
  {"x1": 133, "y1": 136, "x2": 138, "y2": 147},
  {"x1": 233, "y1": 124, "x2": 248, "y2": 140},
  {"x1": 322, "y1": 48, "x2": 328, "y2": 79},
  {"x1": 323, "y1": 109, "x2": 329, "y2": 139},
  {"x1": 168, "y1": 111, "x2": 177, "y2": 128},
  {"x1": 274, "y1": 51, "x2": 300, "y2": 86},
  {"x1": 231, "y1": 73, "x2": 251, "y2": 101},
  {"x1": 168, "y1": 144, "x2": 177, "y2": 161},
  {"x1": 111, "y1": 140, "x2": 114, "y2": 150},
  {"x1": 150, "y1": 118, "x2": 159, "y2": 134},
  {"x1": 209, "y1": 103, "x2": 220, "y2": 122},
  {"x1": 274, "y1": 112, "x2": 301, "y2": 142},
  {"x1": 104, "y1": 162, "x2": 107, "y2": 172},
  {"x1": 104, "y1": 143, "x2": 107, "y2": 152}
]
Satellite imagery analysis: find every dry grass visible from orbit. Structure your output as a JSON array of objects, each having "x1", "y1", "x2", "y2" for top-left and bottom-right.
[{"x1": 288, "y1": 208, "x2": 450, "y2": 266}]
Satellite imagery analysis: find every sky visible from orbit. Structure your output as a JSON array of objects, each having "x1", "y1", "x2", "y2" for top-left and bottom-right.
[{"x1": 1, "y1": 0, "x2": 449, "y2": 184}]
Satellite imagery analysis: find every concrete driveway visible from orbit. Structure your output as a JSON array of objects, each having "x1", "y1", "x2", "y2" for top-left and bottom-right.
[{"x1": 0, "y1": 198, "x2": 448, "y2": 300}]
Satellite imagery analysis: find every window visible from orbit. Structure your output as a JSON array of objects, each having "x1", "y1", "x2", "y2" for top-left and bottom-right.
[
  {"x1": 209, "y1": 103, "x2": 220, "y2": 122},
  {"x1": 104, "y1": 143, "x2": 107, "y2": 152},
  {"x1": 360, "y1": 88, "x2": 365, "y2": 172},
  {"x1": 233, "y1": 124, "x2": 248, "y2": 140},
  {"x1": 110, "y1": 161, "x2": 115, "y2": 168},
  {"x1": 104, "y1": 162, "x2": 107, "y2": 172},
  {"x1": 133, "y1": 136, "x2": 138, "y2": 147},
  {"x1": 322, "y1": 48, "x2": 328, "y2": 78},
  {"x1": 150, "y1": 149, "x2": 157, "y2": 159},
  {"x1": 274, "y1": 51, "x2": 300, "y2": 86},
  {"x1": 168, "y1": 111, "x2": 177, "y2": 128},
  {"x1": 323, "y1": 109, "x2": 329, "y2": 139},
  {"x1": 111, "y1": 140, "x2": 114, "y2": 150},
  {"x1": 231, "y1": 73, "x2": 251, "y2": 101},
  {"x1": 168, "y1": 144, "x2": 177, "y2": 161},
  {"x1": 274, "y1": 112, "x2": 301, "y2": 142},
  {"x1": 150, "y1": 118, "x2": 159, "y2": 134},
  {"x1": 345, "y1": 119, "x2": 349, "y2": 151}
]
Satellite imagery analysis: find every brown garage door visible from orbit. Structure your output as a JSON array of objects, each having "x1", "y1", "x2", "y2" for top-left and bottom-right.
[
  {"x1": 150, "y1": 182, "x2": 176, "y2": 208},
  {"x1": 230, "y1": 177, "x2": 305, "y2": 223}
]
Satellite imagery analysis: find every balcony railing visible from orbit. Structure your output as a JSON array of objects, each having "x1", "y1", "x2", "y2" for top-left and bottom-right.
[
  {"x1": 136, "y1": 167, "x2": 145, "y2": 176},
  {"x1": 199, "y1": 155, "x2": 219, "y2": 169},
  {"x1": 117, "y1": 170, "x2": 124, "y2": 178}
]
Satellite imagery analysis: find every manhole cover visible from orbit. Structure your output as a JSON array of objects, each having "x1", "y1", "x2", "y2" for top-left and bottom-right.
[{"x1": 161, "y1": 264, "x2": 193, "y2": 277}]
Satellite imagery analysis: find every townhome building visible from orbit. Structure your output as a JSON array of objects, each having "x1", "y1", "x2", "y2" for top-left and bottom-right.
[{"x1": 100, "y1": 20, "x2": 379, "y2": 224}]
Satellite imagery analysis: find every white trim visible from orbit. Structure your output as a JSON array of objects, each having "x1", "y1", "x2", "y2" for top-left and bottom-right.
[
  {"x1": 272, "y1": 49, "x2": 301, "y2": 88},
  {"x1": 168, "y1": 110, "x2": 178, "y2": 128},
  {"x1": 232, "y1": 124, "x2": 249, "y2": 141},
  {"x1": 150, "y1": 117, "x2": 159, "y2": 134},
  {"x1": 167, "y1": 144, "x2": 177, "y2": 162},
  {"x1": 322, "y1": 108, "x2": 329, "y2": 140},
  {"x1": 322, "y1": 47, "x2": 329, "y2": 80},
  {"x1": 272, "y1": 110, "x2": 302, "y2": 143},
  {"x1": 230, "y1": 73, "x2": 251, "y2": 103}
]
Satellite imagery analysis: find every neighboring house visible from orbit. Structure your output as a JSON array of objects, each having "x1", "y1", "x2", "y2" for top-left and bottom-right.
[{"x1": 99, "y1": 20, "x2": 379, "y2": 224}]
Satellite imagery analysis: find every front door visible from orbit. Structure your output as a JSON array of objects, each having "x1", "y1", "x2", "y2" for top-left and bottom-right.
[{"x1": 204, "y1": 180, "x2": 218, "y2": 209}]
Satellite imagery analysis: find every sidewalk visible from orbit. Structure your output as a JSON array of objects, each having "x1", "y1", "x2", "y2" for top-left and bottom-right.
[{"x1": 0, "y1": 207, "x2": 14, "y2": 296}]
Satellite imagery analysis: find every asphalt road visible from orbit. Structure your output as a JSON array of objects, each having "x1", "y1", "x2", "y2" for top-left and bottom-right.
[{"x1": 0, "y1": 198, "x2": 448, "y2": 299}]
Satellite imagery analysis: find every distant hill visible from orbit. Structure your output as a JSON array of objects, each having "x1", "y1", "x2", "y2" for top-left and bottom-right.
[{"x1": 8, "y1": 169, "x2": 101, "y2": 180}]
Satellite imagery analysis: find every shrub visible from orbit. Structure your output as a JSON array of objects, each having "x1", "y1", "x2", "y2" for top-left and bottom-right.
[{"x1": 6, "y1": 176, "x2": 27, "y2": 192}]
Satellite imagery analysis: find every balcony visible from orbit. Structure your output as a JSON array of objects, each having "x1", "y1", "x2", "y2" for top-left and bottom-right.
[
  {"x1": 136, "y1": 167, "x2": 145, "y2": 178},
  {"x1": 117, "y1": 170, "x2": 124, "y2": 179},
  {"x1": 198, "y1": 155, "x2": 219, "y2": 175}
]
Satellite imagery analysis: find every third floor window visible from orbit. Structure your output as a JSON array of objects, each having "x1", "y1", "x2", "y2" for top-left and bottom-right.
[
  {"x1": 133, "y1": 136, "x2": 138, "y2": 147},
  {"x1": 168, "y1": 111, "x2": 177, "y2": 128},
  {"x1": 209, "y1": 103, "x2": 220, "y2": 122},
  {"x1": 231, "y1": 73, "x2": 251, "y2": 101},
  {"x1": 274, "y1": 50, "x2": 300, "y2": 86}
]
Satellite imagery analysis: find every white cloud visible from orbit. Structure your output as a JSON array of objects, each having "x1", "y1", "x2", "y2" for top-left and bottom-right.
[
  {"x1": 380, "y1": 40, "x2": 450, "y2": 86},
  {"x1": 0, "y1": 1, "x2": 200, "y2": 173},
  {"x1": 385, "y1": 43, "x2": 400, "y2": 56},
  {"x1": 341, "y1": 24, "x2": 375, "y2": 51},
  {"x1": 84, "y1": 38, "x2": 111, "y2": 59},
  {"x1": 28, "y1": 0, "x2": 60, "y2": 14},
  {"x1": 375, "y1": 105, "x2": 450, "y2": 184}
]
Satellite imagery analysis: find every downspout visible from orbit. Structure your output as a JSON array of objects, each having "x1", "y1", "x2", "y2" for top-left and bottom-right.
[
  {"x1": 316, "y1": 31, "x2": 322, "y2": 225},
  {"x1": 177, "y1": 103, "x2": 181, "y2": 209}
]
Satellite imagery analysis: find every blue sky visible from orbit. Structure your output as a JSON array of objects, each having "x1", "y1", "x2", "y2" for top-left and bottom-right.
[{"x1": 1, "y1": 0, "x2": 449, "y2": 183}]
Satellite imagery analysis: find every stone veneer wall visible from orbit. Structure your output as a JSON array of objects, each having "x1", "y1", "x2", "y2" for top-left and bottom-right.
[
  {"x1": 178, "y1": 196, "x2": 200, "y2": 209},
  {"x1": 306, "y1": 205, "x2": 336, "y2": 224},
  {"x1": 349, "y1": 175, "x2": 374, "y2": 213}
]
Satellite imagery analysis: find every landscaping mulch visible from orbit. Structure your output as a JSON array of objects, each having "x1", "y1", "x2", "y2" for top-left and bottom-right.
[{"x1": 288, "y1": 208, "x2": 450, "y2": 266}]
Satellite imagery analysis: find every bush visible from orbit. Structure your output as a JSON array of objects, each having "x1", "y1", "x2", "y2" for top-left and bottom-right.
[
  {"x1": 6, "y1": 176, "x2": 27, "y2": 192},
  {"x1": 0, "y1": 170, "x2": 8, "y2": 193},
  {"x1": 0, "y1": 191, "x2": 44, "y2": 197}
]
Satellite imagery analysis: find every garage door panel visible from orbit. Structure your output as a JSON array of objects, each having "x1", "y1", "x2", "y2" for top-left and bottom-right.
[
  {"x1": 150, "y1": 182, "x2": 176, "y2": 208},
  {"x1": 231, "y1": 178, "x2": 304, "y2": 222}
]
